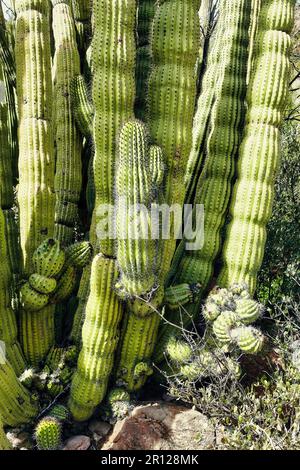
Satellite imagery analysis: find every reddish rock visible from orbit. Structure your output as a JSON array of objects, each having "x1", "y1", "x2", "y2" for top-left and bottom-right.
[
  {"x1": 101, "y1": 402, "x2": 215, "y2": 450},
  {"x1": 63, "y1": 435, "x2": 91, "y2": 451}
]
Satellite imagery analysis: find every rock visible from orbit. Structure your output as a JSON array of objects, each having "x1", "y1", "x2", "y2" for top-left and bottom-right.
[
  {"x1": 6, "y1": 431, "x2": 32, "y2": 449},
  {"x1": 101, "y1": 402, "x2": 215, "y2": 450},
  {"x1": 63, "y1": 435, "x2": 91, "y2": 451},
  {"x1": 88, "y1": 420, "x2": 111, "y2": 442}
]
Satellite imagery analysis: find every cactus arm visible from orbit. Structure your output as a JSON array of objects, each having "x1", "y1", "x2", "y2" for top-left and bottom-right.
[
  {"x1": 0, "y1": 354, "x2": 38, "y2": 426},
  {"x1": 91, "y1": 0, "x2": 136, "y2": 256},
  {"x1": 15, "y1": 0, "x2": 55, "y2": 273},
  {"x1": 69, "y1": 255, "x2": 123, "y2": 421},
  {"x1": 218, "y1": 0, "x2": 295, "y2": 293},
  {"x1": 52, "y1": 0, "x2": 82, "y2": 247},
  {"x1": 70, "y1": 75, "x2": 93, "y2": 138},
  {"x1": 155, "y1": 0, "x2": 252, "y2": 363},
  {"x1": 115, "y1": 120, "x2": 158, "y2": 297},
  {"x1": 0, "y1": 207, "x2": 26, "y2": 375},
  {"x1": 135, "y1": 0, "x2": 156, "y2": 120}
]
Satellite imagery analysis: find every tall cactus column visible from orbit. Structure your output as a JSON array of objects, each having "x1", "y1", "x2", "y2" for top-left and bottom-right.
[
  {"x1": 218, "y1": 0, "x2": 295, "y2": 294},
  {"x1": 91, "y1": 0, "x2": 136, "y2": 255},
  {"x1": 52, "y1": 0, "x2": 82, "y2": 246},
  {"x1": 15, "y1": 0, "x2": 56, "y2": 364},
  {"x1": 115, "y1": 0, "x2": 201, "y2": 391},
  {"x1": 69, "y1": 255, "x2": 123, "y2": 421},
  {"x1": 70, "y1": 0, "x2": 137, "y2": 345},
  {"x1": 155, "y1": 0, "x2": 252, "y2": 362}
]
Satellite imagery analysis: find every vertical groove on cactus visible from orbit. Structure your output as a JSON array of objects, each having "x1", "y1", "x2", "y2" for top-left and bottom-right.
[
  {"x1": 0, "y1": 353, "x2": 38, "y2": 426},
  {"x1": 155, "y1": 0, "x2": 252, "y2": 363},
  {"x1": 218, "y1": 0, "x2": 295, "y2": 294},
  {"x1": 0, "y1": 207, "x2": 26, "y2": 375},
  {"x1": 70, "y1": 75, "x2": 93, "y2": 138},
  {"x1": 52, "y1": 0, "x2": 82, "y2": 247},
  {"x1": 15, "y1": 0, "x2": 56, "y2": 364},
  {"x1": 147, "y1": 0, "x2": 201, "y2": 280},
  {"x1": 69, "y1": 254, "x2": 123, "y2": 421},
  {"x1": 135, "y1": 0, "x2": 156, "y2": 120},
  {"x1": 91, "y1": 0, "x2": 136, "y2": 256}
]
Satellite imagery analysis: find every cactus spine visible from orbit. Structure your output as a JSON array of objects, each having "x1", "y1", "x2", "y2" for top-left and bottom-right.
[
  {"x1": 69, "y1": 255, "x2": 123, "y2": 421},
  {"x1": 52, "y1": 0, "x2": 82, "y2": 247},
  {"x1": 218, "y1": 0, "x2": 295, "y2": 293},
  {"x1": 91, "y1": 0, "x2": 136, "y2": 255}
]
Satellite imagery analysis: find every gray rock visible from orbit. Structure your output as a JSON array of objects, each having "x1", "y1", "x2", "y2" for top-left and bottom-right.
[{"x1": 63, "y1": 435, "x2": 91, "y2": 450}]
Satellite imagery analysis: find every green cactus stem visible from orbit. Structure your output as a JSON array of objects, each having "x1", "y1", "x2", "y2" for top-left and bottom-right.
[
  {"x1": 155, "y1": 0, "x2": 252, "y2": 362},
  {"x1": 69, "y1": 264, "x2": 91, "y2": 346},
  {"x1": 33, "y1": 238, "x2": 65, "y2": 278},
  {"x1": 0, "y1": 420, "x2": 11, "y2": 450},
  {"x1": 19, "y1": 306, "x2": 55, "y2": 365},
  {"x1": 115, "y1": 120, "x2": 161, "y2": 298},
  {"x1": 218, "y1": 0, "x2": 295, "y2": 293},
  {"x1": 69, "y1": 254, "x2": 123, "y2": 421},
  {"x1": 35, "y1": 417, "x2": 61, "y2": 450},
  {"x1": 29, "y1": 274, "x2": 57, "y2": 295},
  {"x1": 166, "y1": 337, "x2": 193, "y2": 364},
  {"x1": 48, "y1": 404, "x2": 70, "y2": 422},
  {"x1": 70, "y1": 75, "x2": 93, "y2": 138},
  {"x1": 135, "y1": 0, "x2": 156, "y2": 120},
  {"x1": 91, "y1": 0, "x2": 136, "y2": 256},
  {"x1": 65, "y1": 240, "x2": 93, "y2": 269},
  {"x1": 147, "y1": 0, "x2": 200, "y2": 278},
  {"x1": 15, "y1": 0, "x2": 55, "y2": 273},
  {"x1": 0, "y1": 352, "x2": 38, "y2": 426},
  {"x1": 52, "y1": 0, "x2": 82, "y2": 247},
  {"x1": 0, "y1": 207, "x2": 26, "y2": 375},
  {"x1": 235, "y1": 298, "x2": 262, "y2": 325},
  {"x1": 15, "y1": 0, "x2": 57, "y2": 364}
]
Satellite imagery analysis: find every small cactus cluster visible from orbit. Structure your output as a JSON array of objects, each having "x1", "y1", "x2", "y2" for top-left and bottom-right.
[
  {"x1": 203, "y1": 284, "x2": 265, "y2": 354},
  {"x1": 35, "y1": 416, "x2": 62, "y2": 450}
]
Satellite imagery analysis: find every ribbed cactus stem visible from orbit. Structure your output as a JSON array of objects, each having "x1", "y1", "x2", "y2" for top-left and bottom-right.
[
  {"x1": 52, "y1": 0, "x2": 82, "y2": 247},
  {"x1": 218, "y1": 0, "x2": 295, "y2": 293},
  {"x1": 116, "y1": 310, "x2": 160, "y2": 391},
  {"x1": 0, "y1": 207, "x2": 26, "y2": 375},
  {"x1": 0, "y1": 353, "x2": 38, "y2": 426},
  {"x1": 70, "y1": 75, "x2": 93, "y2": 138},
  {"x1": 15, "y1": 0, "x2": 55, "y2": 273},
  {"x1": 147, "y1": 0, "x2": 201, "y2": 278},
  {"x1": 69, "y1": 255, "x2": 123, "y2": 421},
  {"x1": 71, "y1": 0, "x2": 91, "y2": 53},
  {"x1": 91, "y1": 0, "x2": 136, "y2": 255},
  {"x1": 115, "y1": 120, "x2": 160, "y2": 297},
  {"x1": 155, "y1": 0, "x2": 252, "y2": 362},
  {"x1": 135, "y1": 0, "x2": 156, "y2": 120}
]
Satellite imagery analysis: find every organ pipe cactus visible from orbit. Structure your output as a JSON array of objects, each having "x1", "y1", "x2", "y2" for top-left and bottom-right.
[
  {"x1": 69, "y1": 254, "x2": 123, "y2": 421},
  {"x1": 70, "y1": 75, "x2": 93, "y2": 138},
  {"x1": 218, "y1": 0, "x2": 295, "y2": 293},
  {"x1": 52, "y1": 0, "x2": 82, "y2": 247}
]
